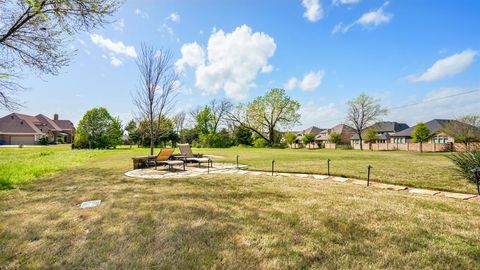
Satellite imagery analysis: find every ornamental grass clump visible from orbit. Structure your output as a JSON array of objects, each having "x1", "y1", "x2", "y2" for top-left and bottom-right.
[{"x1": 448, "y1": 151, "x2": 480, "y2": 183}]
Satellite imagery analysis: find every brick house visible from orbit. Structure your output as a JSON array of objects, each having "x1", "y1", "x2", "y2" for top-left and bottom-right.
[
  {"x1": 351, "y1": 121, "x2": 409, "y2": 145},
  {"x1": 391, "y1": 119, "x2": 473, "y2": 144},
  {"x1": 315, "y1": 124, "x2": 356, "y2": 145},
  {"x1": 0, "y1": 113, "x2": 75, "y2": 145}
]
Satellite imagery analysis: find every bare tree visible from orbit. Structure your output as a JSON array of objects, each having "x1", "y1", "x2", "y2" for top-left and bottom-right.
[
  {"x1": 346, "y1": 93, "x2": 387, "y2": 150},
  {"x1": 0, "y1": 0, "x2": 121, "y2": 110},
  {"x1": 172, "y1": 111, "x2": 186, "y2": 134},
  {"x1": 209, "y1": 98, "x2": 233, "y2": 133},
  {"x1": 442, "y1": 115, "x2": 480, "y2": 152},
  {"x1": 134, "y1": 44, "x2": 178, "y2": 155}
]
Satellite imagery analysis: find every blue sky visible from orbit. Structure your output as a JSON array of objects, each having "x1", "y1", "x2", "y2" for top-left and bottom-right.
[{"x1": 9, "y1": 0, "x2": 480, "y2": 129}]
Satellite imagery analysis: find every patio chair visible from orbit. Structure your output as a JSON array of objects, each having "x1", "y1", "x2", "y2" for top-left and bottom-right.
[
  {"x1": 177, "y1": 144, "x2": 211, "y2": 168},
  {"x1": 151, "y1": 148, "x2": 185, "y2": 171}
]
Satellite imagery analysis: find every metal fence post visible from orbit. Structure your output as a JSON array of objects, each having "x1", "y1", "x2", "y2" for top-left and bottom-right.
[
  {"x1": 367, "y1": 164, "x2": 373, "y2": 187},
  {"x1": 471, "y1": 168, "x2": 480, "y2": 195},
  {"x1": 236, "y1": 155, "x2": 239, "y2": 169},
  {"x1": 272, "y1": 160, "x2": 275, "y2": 176},
  {"x1": 327, "y1": 159, "x2": 331, "y2": 176}
]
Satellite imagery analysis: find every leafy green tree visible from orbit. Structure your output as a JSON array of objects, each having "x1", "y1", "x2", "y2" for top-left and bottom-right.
[
  {"x1": 363, "y1": 128, "x2": 378, "y2": 150},
  {"x1": 228, "y1": 88, "x2": 301, "y2": 146},
  {"x1": 328, "y1": 132, "x2": 341, "y2": 144},
  {"x1": 75, "y1": 107, "x2": 122, "y2": 149},
  {"x1": 194, "y1": 106, "x2": 215, "y2": 135},
  {"x1": 412, "y1": 123, "x2": 431, "y2": 152},
  {"x1": 346, "y1": 93, "x2": 387, "y2": 150},
  {"x1": 234, "y1": 125, "x2": 253, "y2": 146},
  {"x1": 284, "y1": 132, "x2": 297, "y2": 146},
  {"x1": 125, "y1": 120, "x2": 138, "y2": 148},
  {"x1": 302, "y1": 133, "x2": 316, "y2": 149},
  {"x1": 179, "y1": 128, "x2": 198, "y2": 144},
  {"x1": 0, "y1": 0, "x2": 122, "y2": 110}
]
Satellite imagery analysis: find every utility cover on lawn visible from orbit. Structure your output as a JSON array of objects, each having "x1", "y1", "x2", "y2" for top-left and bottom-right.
[{"x1": 80, "y1": 200, "x2": 102, "y2": 208}]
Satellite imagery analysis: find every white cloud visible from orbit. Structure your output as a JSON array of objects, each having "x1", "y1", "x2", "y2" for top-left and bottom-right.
[
  {"x1": 332, "y1": 0, "x2": 360, "y2": 5},
  {"x1": 261, "y1": 64, "x2": 274, "y2": 73},
  {"x1": 175, "y1": 42, "x2": 205, "y2": 72},
  {"x1": 408, "y1": 49, "x2": 477, "y2": 82},
  {"x1": 299, "y1": 70, "x2": 325, "y2": 91},
  {"x1": 388, "y1": 88, "x2": 480, "y2": 124},
  {"x1": 175, "y1": 24, "x2": 276, "y2": 99},
  {"x1": 284, "y1": 70, "x2": 325, "y2": 91},
  {"x1": 332, "y1": 1, "x2": 392, "y2": 34},
  {"x1": 90, "y1": 34, "x2": 137, "y2": 58},
  {"x1": 110, "y1": 56, "x2": 123, "y2": 67},
  {"x1": 302, "y1": 0, "x2": 323, "y2": 22},
  {"x1": 284, "y1": 77, "x2": 298, "y2": 90},
  {"x1": 112, "y1": 19, "x2": 125, "y2": 32},
  {"x1": 166, "y1": 12, "x2": 180, "y2": 22}
]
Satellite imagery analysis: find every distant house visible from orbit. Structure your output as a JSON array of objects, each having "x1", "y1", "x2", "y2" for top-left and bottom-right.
[
  {"x1": 316, "y1": 124, "x2": 356, "y2": 145},
  {"x1": 0, "y1": 113, "x2": 75, "y2": 145},
  {"x1": 351, "y1": 121, "x2": 409, "y2": 145},
  {"x1": 391, "y1": 119, "x2": 470, "y2": 144},
  {"x1": 295, "y1": 126, "x2": 324, "y2": 142}
]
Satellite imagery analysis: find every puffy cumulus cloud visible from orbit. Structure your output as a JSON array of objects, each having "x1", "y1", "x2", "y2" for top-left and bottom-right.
[
  {"x1": 90, "y1": 34, "x2": 137, "y2": 58},
  {"x1": 299, "y1": 70, "x2": 325, "y2": 91},
  {"x1": 302, "y1": 0, "x2": 323, "y2": 22},
  {"x1": 408, "y1": 49, "x2": 477, "y2": 82},
  {"x1": 175, "y1": 25, "x2": 276, "y2": 99},
  {"x1": 284, "y1": 70, "x2": 325, "y2": 91},
  {"x1": 166, "y1": 12, "x2": 180, "y2": 22},
  {"x1": 175, "y1": 42, "x2": 205, "y2": 72},
  {"x1": 332, "y1": 1, "x2": 392, "y2": 34}
]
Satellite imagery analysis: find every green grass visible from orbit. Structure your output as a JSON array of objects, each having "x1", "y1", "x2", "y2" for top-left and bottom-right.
[
  {"x1": 0, "y1": 151, "x2": 478, "y2": 269},
  {"x1": 0, "y1": 145, "x2": 476, "y2": 193},
  {"x1": 200, "y1": 147, "x2": 476, "y2": 194}
]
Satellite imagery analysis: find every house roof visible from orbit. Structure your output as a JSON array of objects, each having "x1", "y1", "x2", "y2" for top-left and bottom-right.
[
  {"x1": 351, "y1": 121, "x2": 409, "y2": 140},
  {"x1": 54, "y1": 120, "x2": 75, "y2": 130},
  {"x1": 393, "y1": 119, "x2": 458, "y2": 137},
  {"x1": 316, "y1": 124, "x2": 355, "y2": 141},
  {"x1": 0, "y1": 113, "x2": 74, "y2": 135},
  {"x1": 298, "y1": 126, "x2": 324, "y2": 136}
]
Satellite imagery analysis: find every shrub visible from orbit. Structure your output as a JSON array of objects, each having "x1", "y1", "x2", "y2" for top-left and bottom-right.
[
  {"x1": 448, "y1": 151, "x2": 480, "y2": 183},
  {"x1": 253, "y1": 138, "x2": 268, "y2": 148},
  {"x1": 56, "y1": 137, "x2": 64, "y2": 144},
  {"x1": 38, "y1": 136, "x2": 49, "y2": 145},
  {"x1": 328, "y1": 132, "x2": 341, "y2": 144}
]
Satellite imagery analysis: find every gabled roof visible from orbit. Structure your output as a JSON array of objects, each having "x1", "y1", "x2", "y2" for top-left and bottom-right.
[
  {"x1": 0, "y1": 113, "x2": 43, "y2": 135},
  {"x1": 393, "y1": 119, "x2": 459, "y2": 137},
  {"x1": 53, "y1": 120, "x2": 75, "y2": 130},
  {"x1": 316, "y1": 124, "x2": 355, "y2": 141},
  {"x1": 351, "y1": 121, "x2": 409, "y2": 140},
  {"x1": 0, "y1": 113, "x2": 75, "y2": 135},
  {"x1": 298, "y1": 126, "x2": 324, "y2": 136},
  {"x1": 368, "y1": 121, "x2": 409, "y2": 133}
]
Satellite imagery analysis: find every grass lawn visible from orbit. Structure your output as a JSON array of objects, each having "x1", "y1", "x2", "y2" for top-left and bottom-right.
[
  {"x1": 201, "y1": 147, "x2": 475, "y2": 194},
  {"x1": 0, "y1": 145, "x2": 476, "y2": 193},
  {"x1": 0, "y1": 150, "x2": 479, "y2": 269}
]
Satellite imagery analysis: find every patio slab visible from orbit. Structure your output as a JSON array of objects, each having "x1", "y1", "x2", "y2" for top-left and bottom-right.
[
  {"x1": 332, "y1": 177, "x2": 349, "y2": 183},
  {"x1": 408, "y1": 189, "x2": 441, "y2": 196},
  {"x1": 438, "y1": 192, "x2": 478, "y2": 200},
  {"x1": 313, "y1": 175, "x2": 329, "y2": 180},
  {"x1": 371, "y1": 183, "x2": 408, "y2": 191}
]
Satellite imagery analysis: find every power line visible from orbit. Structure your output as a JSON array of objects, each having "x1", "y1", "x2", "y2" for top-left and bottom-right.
[{"x1": 302, "y1": 88, "x2": 480, "y2": 127}]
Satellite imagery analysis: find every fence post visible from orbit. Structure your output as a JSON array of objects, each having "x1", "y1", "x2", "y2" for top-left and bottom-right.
[
  {"x1": 236, "y1": 155, "x2": 239, "y2": 169},
  {"x1": 327, "y1": 159, "x2": 331, "y2": 176},
  {"x1": 367, "y1": 164, "x2": 373, "y2": 187},
  {"x1": 471, "y1": 168, "x2": 480, "y2": 195},
  {"x1": 271, "y1": 160, "x2": 275, "y2": 176}
]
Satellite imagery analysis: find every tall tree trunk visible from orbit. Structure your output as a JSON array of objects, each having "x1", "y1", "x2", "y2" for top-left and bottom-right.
[
  {"x1": 420, "y1": 142, "x2": 423, "y2": 153},
  {"x1": 358, "y1": 133, "x2": 363, "y2": 151}
]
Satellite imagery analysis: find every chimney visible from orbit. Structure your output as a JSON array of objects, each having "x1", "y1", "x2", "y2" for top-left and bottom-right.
[{"x1": 54, "y1": 114, "x2": 59, "y2": 120}]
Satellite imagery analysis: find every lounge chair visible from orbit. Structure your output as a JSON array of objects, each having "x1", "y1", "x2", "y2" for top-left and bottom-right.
[
  {"x1": 177, "y1": 144, "x2": 211, "y2": 167},
  {"x1": 150, "y1": 148, "x2": 185, "y2": 171}
]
